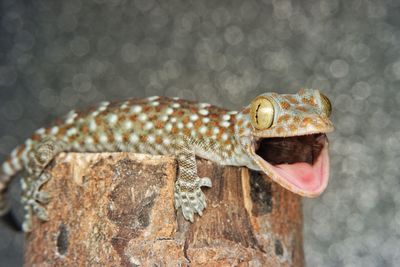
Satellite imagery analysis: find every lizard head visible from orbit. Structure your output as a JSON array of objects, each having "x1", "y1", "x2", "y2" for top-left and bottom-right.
[{"x1": 235, "y1": 89, "x2": 334, "y2": 197}]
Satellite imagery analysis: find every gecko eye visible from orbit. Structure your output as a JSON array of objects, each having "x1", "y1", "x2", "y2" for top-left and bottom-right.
[
  {"x1": 250, "y1": 96, "x2": 275, "y2": 130},
  {"x1": 320, "y1": 93, "x2": 332, "y2": 117}
]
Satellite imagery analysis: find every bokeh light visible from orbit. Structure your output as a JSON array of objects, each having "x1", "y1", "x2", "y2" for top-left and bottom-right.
[{"x1": 0, "y1": 0, "x2": 399, "y2": 266}]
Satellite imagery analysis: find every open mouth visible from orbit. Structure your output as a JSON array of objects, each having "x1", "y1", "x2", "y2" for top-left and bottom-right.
[{"x1": 251, "y1": 134, "x2": 329, "y2": 197}]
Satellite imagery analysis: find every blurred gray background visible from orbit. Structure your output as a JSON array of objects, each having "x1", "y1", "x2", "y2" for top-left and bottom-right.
[{"x1": 0, "y1": 0, "x2": 398, "y2": 266}]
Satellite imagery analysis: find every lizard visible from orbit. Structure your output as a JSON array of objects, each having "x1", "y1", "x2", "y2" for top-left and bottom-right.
[{"x1": 0, "y1": 89, "x2": 333, "y2": 232}]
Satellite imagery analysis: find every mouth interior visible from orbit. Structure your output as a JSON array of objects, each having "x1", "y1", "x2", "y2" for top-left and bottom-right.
[{"x1": 254, "y1": 134, "x2": 328, "y2": 194}]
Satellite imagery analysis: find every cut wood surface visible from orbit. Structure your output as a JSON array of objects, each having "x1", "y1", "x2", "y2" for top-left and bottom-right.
[{"x1": 24, "y1": 152, "x2": 304, "y2": 266}]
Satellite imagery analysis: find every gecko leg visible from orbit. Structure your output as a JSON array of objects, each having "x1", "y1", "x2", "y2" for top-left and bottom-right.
[
  {"x1": 173, "y1": 137, "x2": 212, "y2": 222},
  {"x1": 21, "y1": 138, "x2": 64, "y2": 232}
]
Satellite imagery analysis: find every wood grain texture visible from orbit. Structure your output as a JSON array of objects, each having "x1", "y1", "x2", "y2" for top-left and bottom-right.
[{"x1": 24, "y1": 152, "x2": 303, "y2": 266}]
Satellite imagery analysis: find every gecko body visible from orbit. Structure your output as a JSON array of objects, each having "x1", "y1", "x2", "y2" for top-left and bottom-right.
[{"x1": 0, "y1": 89, "x2": 333, "y2": 231}]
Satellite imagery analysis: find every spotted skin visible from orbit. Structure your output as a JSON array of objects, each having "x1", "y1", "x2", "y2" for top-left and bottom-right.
[{"x1": 0, "y1": 89, "x2": 333, "y2": 232}]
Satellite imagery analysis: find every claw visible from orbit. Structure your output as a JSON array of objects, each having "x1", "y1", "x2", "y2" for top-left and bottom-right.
[
  {"x1": 174, "y1": 191, "x2": 181, "y2": 209},
  {"x1": 32, "y1": 202, "x2": 49, "y2": 221},
  {"x1": 199, "y1": 177, "x2": 212, "y2": 188},
  {"x1": 182, "y1": 206, "x2": 194, "y2": 222},
  {"x1": 196, "y1": 207, "x2": 203, "y2": 216},
  {"x1": 37, "y1": 172, "x2": 51, "y2": 186},
  {"x1": 20, "y1": 172, "x2": 53, "y2": 231},
  {"x1": 34, "y1": 191, "x2": 51, "y2": 204},
  {"x1": 22, "y1": 213, "x2": 32, "y2": 232},
  {"x1": 175, "y1": 177, "x2": 211, "y2": 222}
]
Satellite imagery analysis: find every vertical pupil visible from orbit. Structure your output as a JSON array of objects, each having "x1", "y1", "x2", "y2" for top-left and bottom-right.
[{"x1": 255, "y1": 104, "x2": 261, "y2": 124}]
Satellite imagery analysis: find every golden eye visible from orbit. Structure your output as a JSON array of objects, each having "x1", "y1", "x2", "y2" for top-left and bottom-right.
[
  {"x1": 320, "y1": 93, "x2": 332, "y2": 117},
  {"x1": 250, "y1": 96, "x2": 275, "y2": 130}
]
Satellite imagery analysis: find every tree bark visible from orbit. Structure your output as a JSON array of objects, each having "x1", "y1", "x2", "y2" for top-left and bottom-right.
[{"x1": 24, "y1": 152, "x2": 303, "y2": 267}]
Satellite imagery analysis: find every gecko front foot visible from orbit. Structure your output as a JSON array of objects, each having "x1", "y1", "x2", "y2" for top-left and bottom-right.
[
  {"x1": 21, "y1": 172, "x2": 52, "y2": 232},
  {"x1": 174, "y1": 177, "x2": 212, "y2": 222}
]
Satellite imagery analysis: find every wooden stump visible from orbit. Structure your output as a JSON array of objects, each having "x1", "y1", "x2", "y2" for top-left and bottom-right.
[{"x1": 24, "y1": 152, "x2": 303, "y2": 266}]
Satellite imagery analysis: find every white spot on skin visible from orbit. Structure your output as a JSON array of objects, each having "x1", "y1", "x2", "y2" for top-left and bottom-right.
[
  {"x1": 88, "y1": 120, "x2": 97, "y2": 132},
  {"x1": 221, "y1": 133, "x2": 229, "y2": 141},
  {"x1": 186, "y1": 122, "x2": 193, "y2": 128},
  {"x1": 222, "y1": 114, "x2": 230, "y2": 121},
  {"x1": 144, "y1": 122, "x2": 153, "y2": 130},
  {"x1": 99, "y1": 134, "x2": 108, "y2": 143},
  {"x1": 10, "y1": 148, "x2": 18, "y2": 158},
  {"x1": 220, "y1": 121, "x2": 230, "y2": 128},
  {"x1": 97, "y1": 101, "x2": 109, "y2": 112},
  {"x1": 36, "y1": 128, "x2": 46, "y2": 135},
  {"x1": 107, "y1": 114, "x2": 118, "y2": 125},
  {"x1": 163, "y1": 138, "x2": 171, "y2": 145},
  {"x1": 72, "y1": 142, "x2": 81, "y2": 151},
  {"x1": 50, "y1": 126, "x2": 59, "y2": 135},
  {"x1": 11, "y1": 157, "x2": 21, "y2": 170},
  {"x1": 166, "y1": 108, "x2": 174, "y2": 115},
  {"x1": 65, "y1": 117, "x2": 74, "y2": 124},
  {"x1": 172, "y1": 103, "x2": 180, "y2": 108},
  {"x1": 170, "y1": 117, "x2": 177, "y2": 123},
  {"x1": 131, "y1": 105, "x2": 142, "y2": 114},
  {"x1": 228, "y1": 111, "x2": 238, "y2": 115},
  {"x1": 150, "y1": 101, "x2": 159, "y2": 106},
  {"x1": 114, "y1": 133, "x2": 123, "y2": 143},
  {"x1": 199, "y1": 126, "x2": 207, "y2": 134},
  {"x1": 199, "y1": 109, "x2": 209, "y2": 116},
  {"x1": 21, "y1": 149, "x2": 29, "y2": 163},
  {"x1": 2, "y1": 162, "x2": 14, "y2": 175},
  {"x1": 85, "y1": 137, "x2": 94, "y2": 144},
  {"x1": 120, "y1": 101, "x2": 130, "y2": 109},
  {"x1": 97, "y1": 106, "x2": 107, "y2": 113},
  {"x1": 65, "y1": 111, "x2": 77, "y2": 124},
  {"x1": 160, "y1": 115, "x2": 168, "y2": 121},
  {"x1": 129, "y1": 134, "x2": 139, "y2": 144},
  {"x1": 66, "y1": 128, "x2": 78, "y2": 136},
  {"x1": 147, "y1": 135, "x2": 155, "y2": 143},
  {"x1": 25, "y1": 139, "x2": 33, "y2": 147},
  {"x1": 138, "y1": 114, "x2": 147, "y2": 121},
  {"x1": 123, "y1": 120, "x2": 133, "y2": 130},
  {"x1": 177, "y1": 122, "x2": 184, "y2": 129},
  {"x1": 190, "y1": 114, "x2": 199, "y2": 121},
  {"x1": 213, "y1": 127, "x2": 220, "y2": 134},
  {"x1": 199, "y1": 103, "x2": 211, "y2": 108},
  {"x1": 100, "y1": 101, "x2": 110, "y2": 107},
  {"x1": 165, "y1": 123, "x2": 173, "y2": 132},
  {"x1": 147, "y1": 96, "x2": 159, "y2": 101},
  {"x1": 202, "y1": 117, "x2": 210, "y2": 124}
]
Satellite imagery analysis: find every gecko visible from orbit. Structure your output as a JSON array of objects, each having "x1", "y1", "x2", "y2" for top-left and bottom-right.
[{"x1": 0, "y1": 89, "x2": 333, "y2": 232}]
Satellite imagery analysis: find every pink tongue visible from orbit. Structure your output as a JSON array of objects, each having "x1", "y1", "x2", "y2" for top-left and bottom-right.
[{"x1": 271, "y1": 159, "x2": 323, "y2": 191}]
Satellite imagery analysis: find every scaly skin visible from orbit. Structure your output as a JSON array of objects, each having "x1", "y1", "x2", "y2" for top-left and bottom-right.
[{"x1": 0, "y1": 89, "x2": 333, "y2": 232}]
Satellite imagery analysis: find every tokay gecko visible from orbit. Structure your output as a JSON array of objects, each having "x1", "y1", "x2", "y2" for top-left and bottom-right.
[{"x1": 0, "y1": 89, "x2": 333, "y2": 232}]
